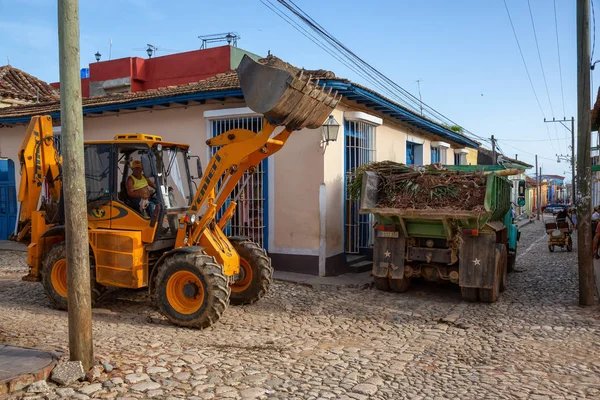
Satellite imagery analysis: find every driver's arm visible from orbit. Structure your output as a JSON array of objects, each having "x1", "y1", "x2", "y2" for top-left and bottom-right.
[
  {"x1": 126, "y1": 176, "x2": 138, "y2": 198},
  {"x1": 146, "y1": 176, "x2": 157, "y2": 190}
]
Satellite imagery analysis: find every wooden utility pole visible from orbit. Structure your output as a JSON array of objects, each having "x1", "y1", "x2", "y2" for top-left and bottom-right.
[
  {"x1": 536, "y1": 155, "x2": 539, "y2": 220},
  {"x1": 576, "y1": 0, "x2": 595, "y2": 306},
  {"x1": 572, "y1": 116, "x2": 576, "y2": 204},
  {"x1": 58, "y1": 0, "x2": 94, "y2": 369}
]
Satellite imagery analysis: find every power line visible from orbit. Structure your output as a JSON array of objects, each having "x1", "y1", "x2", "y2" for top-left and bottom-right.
[
  {"x1": 527, "y1": 0, "x2": 563, "y2": 152},
  {"x1": 503, "y1": 0, "x2": 557, "y2": 155},
  {"x1": 554, "y1": 0, "x2": 567, "y2": 119},
  {"x1": 497, "y1": 139, "x2": 557, "y2": 162},
  {"x1": 258, "y1": 0, "x2": 404, "y2": 104},
  {"x1": 273, "y1": 0, "x2": 490, "y2": 144}
]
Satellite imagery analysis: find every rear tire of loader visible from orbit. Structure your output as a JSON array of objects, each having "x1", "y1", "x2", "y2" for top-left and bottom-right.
[
  {"x1": 373, "y1": 277, "x2": 390, "y2": 291},
  {"x1": 229, "y1": 240, "x2": 273, "y2": 306},
  {"x1": 389, "y1": 277, "x2": 410, "y2": 293},
  {"x1": 155, "y1": 252, "x2": 230, "y2": 329},
  {"x1": 41, "y1": 242, "x2": 106, "y2": 311}
]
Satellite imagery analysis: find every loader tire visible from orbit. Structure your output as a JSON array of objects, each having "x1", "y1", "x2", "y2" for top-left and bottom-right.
[
  {"x1": 229, "y1": 240, "x2": 273, "y2": 305},
  {"x1": 155, "y1": 252, "x2": 230, "y2": 329},
  {"x1": 373, "y1": 277, "x2": 390, "y2": 291},
  {"x1": 41, "y1": 242, "x2": 105, "y2": 311},
  {"x1": 507, "y1": 251, "x2": 516, "y2": 273},
  {"x1": 389, "y1": 277, "x2": 411, "y2": 293}
]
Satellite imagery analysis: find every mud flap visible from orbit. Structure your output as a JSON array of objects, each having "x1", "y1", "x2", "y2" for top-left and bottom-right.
[
  {"x1": 459, "y1": 232, "x2": 496, "y2": 289},
  {"x1": 373, "y1": 233, "x2": 405, "y2": 279}
]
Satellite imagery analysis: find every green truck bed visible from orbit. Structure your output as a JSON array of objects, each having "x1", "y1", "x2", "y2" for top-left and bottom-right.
[{"x1": 359, "y1": 170, "x2": 512, "y2": 239}]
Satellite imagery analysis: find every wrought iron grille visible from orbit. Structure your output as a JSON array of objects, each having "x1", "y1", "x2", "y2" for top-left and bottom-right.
[
  {"x1": 344, "y1": 120, "x2": 376, "y2": 254},
  {"x1": 210, "y1": 117, "x2": 267, "y2": 248}
]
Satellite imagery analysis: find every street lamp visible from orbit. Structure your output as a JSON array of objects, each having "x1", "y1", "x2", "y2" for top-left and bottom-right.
[
  {"x1": 321, "y1": 115, "x2": 340, "y2": 146},
  {"x1": 94, "y1": 51, "x2": 101, "y2": 62}
]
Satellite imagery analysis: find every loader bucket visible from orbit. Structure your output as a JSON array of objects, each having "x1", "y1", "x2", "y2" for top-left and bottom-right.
[{"x1": 237, "y1": 55, "x2": 341, "y2": 130}]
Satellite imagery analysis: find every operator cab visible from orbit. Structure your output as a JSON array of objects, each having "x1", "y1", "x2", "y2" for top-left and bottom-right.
[{"x1": 84, "y1": 138, "x2": 199, "y2": 241}]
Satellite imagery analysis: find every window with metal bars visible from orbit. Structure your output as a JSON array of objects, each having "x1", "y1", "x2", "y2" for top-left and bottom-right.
[
  {"x1": 210, "y1": 117, "x2": 268, "y2": 249},
  {"x1": 344, "y1": 120, "x2": 376, "y2": 254}
]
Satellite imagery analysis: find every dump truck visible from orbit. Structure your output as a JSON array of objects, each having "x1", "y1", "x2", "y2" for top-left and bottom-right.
[
  {"x1": 12, "y1": 55, "x2": 340, "y2": 328},
  {"x1": 358, "y1": 163, "x2": 526, "y2": 303}
]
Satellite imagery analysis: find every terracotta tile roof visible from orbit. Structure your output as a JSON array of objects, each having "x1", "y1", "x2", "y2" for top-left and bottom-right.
[
  {"x1": 0, "y1": 65, "x2": 59, "y2": 103},
  {"x1": 0, "y1": 71, "x2": 241, "y2": 119},
  {"x1": 0, "y1": 55, "x2": 474, "y2": 148}
]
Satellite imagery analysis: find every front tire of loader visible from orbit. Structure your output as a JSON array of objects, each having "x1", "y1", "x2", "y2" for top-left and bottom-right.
[
  {"x1": 41, "y1": 242, "x2": 105, "y2": 311},
  {"x1": 229, "y1": 240, "x2": 273, "y2": 306},
  {"x1": 498, "y1": 244, "x2": 508, "y2": 293},
  {"x1": 155, "y1": 252, "x2": 230, "y2": 329}
]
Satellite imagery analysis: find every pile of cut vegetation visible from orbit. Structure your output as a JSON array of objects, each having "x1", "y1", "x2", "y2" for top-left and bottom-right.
[{"x1": 349, "y1": 161, "x2": 487, "y2": 211}]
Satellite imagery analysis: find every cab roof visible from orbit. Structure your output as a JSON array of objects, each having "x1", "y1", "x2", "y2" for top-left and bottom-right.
[{"x1": 84, "y1": 133, "x2": 189, "y2": 149}]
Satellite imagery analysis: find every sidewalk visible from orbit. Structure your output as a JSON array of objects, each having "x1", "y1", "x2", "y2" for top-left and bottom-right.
[
  {"x1": 0, "y1": 241, "x2": 26, "y2": 252},
  {"x1": 273, "y1": 270, "x2": 372, "y2": 288},
  {"x1": 0, "y1": 345, "x2": 58, "y2": 395}
]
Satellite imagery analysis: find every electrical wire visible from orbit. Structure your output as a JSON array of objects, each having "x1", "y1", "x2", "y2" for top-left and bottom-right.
[
  {"x1": 554, "y1": 0, "x2": 566, "y2": 119},
  {"x1": 503, "y1": 0, "x2": 557, "y2": 155},
  {"x1": 274, "y1": 0, "x2": 490, "y2": 145},
  {"x1": 527, "y1": 0, "x2": 563, "y2": 152},
  {"x1": 497, "y1": 139, "x2": 557, "y2": 162}
]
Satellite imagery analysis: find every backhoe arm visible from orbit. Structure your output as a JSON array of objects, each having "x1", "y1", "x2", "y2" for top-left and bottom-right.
[{"x1": 14, "y1": 116, "x2": 62, "y2": 243}]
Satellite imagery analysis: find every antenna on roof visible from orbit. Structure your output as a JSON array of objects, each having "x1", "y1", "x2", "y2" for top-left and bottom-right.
[
  {"x1": 198, "y1": 32, "x2": 241, "y2": 49},
  {"x1": 6, "y1": 56, "x2": 10, "y2": 66},
  {"x1": 109, "y1": 38, "x2": 112, "y2": 60}
]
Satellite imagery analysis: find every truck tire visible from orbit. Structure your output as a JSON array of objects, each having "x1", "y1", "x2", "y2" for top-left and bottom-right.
[
  {"x1": 155, "y1": 252, "x2": 230, "y2": 329},
  {"x1": 228, "y1": 239, "x2": 273, "y2": 305},
  {"x1": 479, "y1": 253, "x2": 500, "y2": 303},
  {"x1": 461, "y1": 287, "x2": 478, "y2": 302},
  {"x1": 373, "y1": 277, "x2": 390, "y2": 291},
  {"x1": 389, "y1": 277, "x2": 410, "y2": 293},
  {"x1": 566, "y1": 236, "x2": 573, "y2": 252},
  {"x1": 41, "y1": 242, "x2": 105, "y2": 310},
  {"x1": 507, "y1": 249, "x2": 516, "y2": 273},
  {"x1": 497, "y1": 244, "x2": 507, "y2": 293}
]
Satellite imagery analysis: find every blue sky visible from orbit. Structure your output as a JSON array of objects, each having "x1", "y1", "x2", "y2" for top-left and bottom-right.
[{"x1": 0, "y1": 0, "x2": 590, "y2": 177}]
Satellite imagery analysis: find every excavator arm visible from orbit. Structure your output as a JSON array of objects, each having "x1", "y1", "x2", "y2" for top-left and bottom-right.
[{"x1": 179, "y1": 55, "x2": 340, "y2": 250}]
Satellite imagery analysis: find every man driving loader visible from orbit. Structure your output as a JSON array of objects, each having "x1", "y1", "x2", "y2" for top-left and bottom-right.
[{"x1": 127, "y1": 159, "x2": 157, "y2": 216}]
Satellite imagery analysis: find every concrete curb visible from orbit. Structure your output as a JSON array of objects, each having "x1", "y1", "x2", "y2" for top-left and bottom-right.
[{"x1": 273, "y1": 271, "x2": 373, "y2": 288}]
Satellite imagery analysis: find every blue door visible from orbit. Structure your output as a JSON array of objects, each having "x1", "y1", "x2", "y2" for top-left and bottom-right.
[{"x1": 0, "y1": 159, "x2": 17, "y2": 240}]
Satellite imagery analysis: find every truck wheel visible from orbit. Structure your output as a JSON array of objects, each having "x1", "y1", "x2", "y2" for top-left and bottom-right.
[
  {"x1": 229, "y1": 240, "x2": 273, "y2": 305},
  {"x1": 389, "y1": 277, "x2": 410, "y2": 293},
  {"x1": 479, "y1": 256, "x2": 500, "y2": 303},
  {"x1": 497, "y1": 244, "x2": 507, "y2": 293},
  {"x1": 373, "y1": 277, "x2": 390, "y2": 291},
  {"x1": 41, "y1": 242, "x2": 105, "y2": 310},
  {"x1": 507, "y1": 248, "x2": 516, "y2": 273},
  {"x1": 549, "y1": 245, "x2": 555, "y2": 252},
  {"x1": 461, "y1": 287, "x2": 478, "y2": 302},
  {"x1": 566, "y1": 237, "x2": 573, "y2": 252},
  {"x1": 155, "y1": 252, "x2": 230, "y2": 329}
]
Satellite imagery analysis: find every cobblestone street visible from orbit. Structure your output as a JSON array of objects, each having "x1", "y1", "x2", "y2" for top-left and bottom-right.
[{"x1": 1, "y1": 222, "x2": 599, "y2": 400}]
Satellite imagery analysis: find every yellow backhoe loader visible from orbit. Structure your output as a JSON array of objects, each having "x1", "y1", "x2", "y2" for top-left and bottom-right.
[{"x1": 12, "y1": 55, "x2": 340, "y2": 328}]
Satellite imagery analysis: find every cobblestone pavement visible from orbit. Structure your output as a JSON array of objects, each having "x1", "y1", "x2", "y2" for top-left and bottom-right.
[{"x1": 1, "y1": 222, "x2": 599, "y2": 400}]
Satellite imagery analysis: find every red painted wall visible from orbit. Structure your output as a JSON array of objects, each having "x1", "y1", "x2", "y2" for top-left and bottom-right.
[
  {"x1": 51, "y1": 46, "x2": 234, "y2": 97},
  {"x1": 50, "y1": 78, "x2": 90, "y2": 98},
  {"x1": 143, "y1": 46, "x2": 231, "y2": 90}
]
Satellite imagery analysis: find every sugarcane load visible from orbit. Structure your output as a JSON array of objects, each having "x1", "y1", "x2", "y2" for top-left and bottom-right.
[{"x1": 354, "y1": 161, "x2": 526, "y2": 303}]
